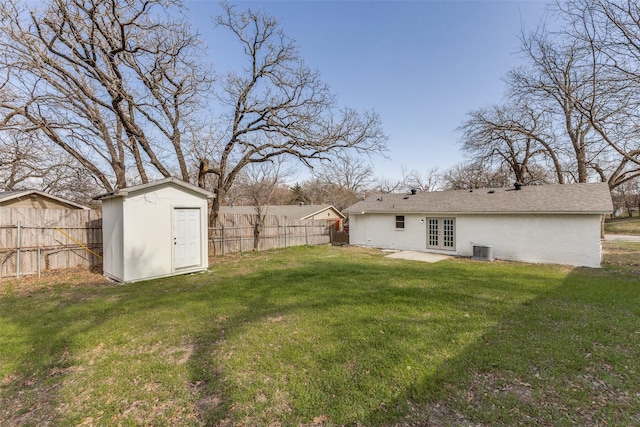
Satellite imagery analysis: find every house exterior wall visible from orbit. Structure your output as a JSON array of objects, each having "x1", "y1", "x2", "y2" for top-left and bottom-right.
[
  {"x1": 348, "y1": 212, "x2": 603, "y2": 268},
  {"x1": 349, "y1": 213, "x2": 427, "y2": 251},
  {"x1": 102, "y1": 183, "x2": 209, "y2": 283},
  {"x1": 308, "y1": 209, "x2": 343, "y2": 230},
  {"x1": 455, "y1": 214, "x2": 602, "y2": 268},
  {"x1": 307, "y1": 209, "x2": 342, "y2": 222}
]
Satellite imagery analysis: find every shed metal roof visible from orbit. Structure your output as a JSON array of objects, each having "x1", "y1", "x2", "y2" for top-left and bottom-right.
[
  {"x1": 344, "y1": 183, "x2": 613, "y2": 215},
  {"x1": 95, "y1": 177, "x2": 213, "y2": 200}
]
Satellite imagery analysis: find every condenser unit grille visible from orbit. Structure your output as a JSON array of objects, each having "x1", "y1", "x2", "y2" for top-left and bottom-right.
[{"x1": 473, "y1": 245, "x2": 493, "y2": 261}]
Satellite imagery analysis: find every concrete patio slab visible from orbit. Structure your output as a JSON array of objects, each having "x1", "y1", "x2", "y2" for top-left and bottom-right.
[{"x1": 384, "y1": 250, "x2": 450, "y2": 263}]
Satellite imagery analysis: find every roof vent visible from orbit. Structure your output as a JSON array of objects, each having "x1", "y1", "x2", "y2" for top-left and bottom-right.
[
  {"x1": 514, "y1": 181, "x2": 523, "y2": 190},
  {"x1": 487, "y1": 190, "x2": 495, "y2": 194},
  {"x1": 403, "y1": 196, "x2": 409, "y2": 200},
  {"x1": 410, "y1": 188, "x2": 417, "y2": 195}
]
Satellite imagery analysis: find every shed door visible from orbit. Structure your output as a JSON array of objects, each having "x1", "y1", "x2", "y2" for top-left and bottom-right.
[{"x1": 173, "y1": 208, "x2": 201, "y2": 269}]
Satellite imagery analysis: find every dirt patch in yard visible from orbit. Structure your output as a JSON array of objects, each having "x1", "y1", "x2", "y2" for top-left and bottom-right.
[{"x1": 0, "y1": 266, "x2": 111, "y2": 297}]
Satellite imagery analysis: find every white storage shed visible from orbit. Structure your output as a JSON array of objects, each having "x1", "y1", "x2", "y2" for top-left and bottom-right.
[{"x1": 97, "y1": 177, "x2": 212, "y2": 283}]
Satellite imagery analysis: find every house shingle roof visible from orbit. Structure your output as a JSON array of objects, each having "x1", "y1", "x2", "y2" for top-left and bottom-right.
[
  {"x1": 219, "y1": 204, "x2": 345, "y2": 219},
  {"x1": 344, "y1": 183, "x2": 613, "y2": 215}
]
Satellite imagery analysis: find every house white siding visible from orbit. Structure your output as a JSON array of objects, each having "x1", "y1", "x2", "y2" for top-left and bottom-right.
[
  {"x1": 455, "y1": 214, "x2": 602, "y2": 268},
  {"x1": 349, "y1": 213, "x2": 429, "y2": 251},
  {"x1": 349, "y1": 213, "x2": 603, "y2": 268}
]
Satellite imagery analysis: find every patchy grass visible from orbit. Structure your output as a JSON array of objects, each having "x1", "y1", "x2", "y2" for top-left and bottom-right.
[
  {"x1": 605, "y1": 217, "x2": 640, "y2": 235},
  {"x1": 1, "y1": 245, "x2": 639, "y2": 426},
  {"x1": 602, "y1": 240, "x2": 640, "y2": 274}
]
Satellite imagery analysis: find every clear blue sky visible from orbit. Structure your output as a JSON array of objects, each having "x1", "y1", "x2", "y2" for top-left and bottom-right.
[{"x1": 185, "y1": 1, "x2": 552, "y2": 182}]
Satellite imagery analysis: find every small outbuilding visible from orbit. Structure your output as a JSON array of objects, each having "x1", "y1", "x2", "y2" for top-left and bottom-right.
[
  {"x1": 97, "y1": 177, "x2": 212, "y2": 283},
  {"x1": 344, "y1": 183, "x2": 613, "y2": 268}
]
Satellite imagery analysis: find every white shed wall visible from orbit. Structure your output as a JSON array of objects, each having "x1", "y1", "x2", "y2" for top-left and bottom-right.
[
  {"x1": 102, "y1": 197, "x2": 124, "y2": 281},
  {"x1": 123, "y1": 185, "x2": 207, "y2": 282},
  {"x1": 349, "y1": 213, "x2": 603, "y2": 268}
]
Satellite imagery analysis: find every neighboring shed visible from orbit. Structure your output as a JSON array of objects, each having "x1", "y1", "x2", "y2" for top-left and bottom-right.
[
  {"x1": 0, "y1": 190, "x2": 89, "y2": 209},
  {"x1": 96, "y1": 177, "x2": 212, "y2": 283},
  {"x1": 344, "y1": 183, "x2": 613, "y2": 268},
  {"x1": 219, "y1": 204, "x2": 345, "y2": 230}
]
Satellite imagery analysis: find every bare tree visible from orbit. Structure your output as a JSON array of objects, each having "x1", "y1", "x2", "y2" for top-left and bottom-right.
[
  {"x1": 611, "y1": 178, "x2": 640, "y2": 217},
  {"x1": 299, "y1": 154, "x2": 375, "y2": 210},
  {"x1": 509, "y1": 31, "x2": 605, "y2": 184},
  {"x1": 312, "y1": 154, "x2": 375, "y2": 194},
  {"x1": 228, "y1": 159, "x2": 294, "y2": 207},
  {"x1": 401, "y1": 167, "x2": 442, "y2": 192},
  {"x1": 459, "y1": 102, "x2": 561, "y2": 185},
  {"x1": 442, "y1": 162, "x2": 512, "y2": 190},
  {"x1": 0, "y1": 0, "x2": 211, "y2": 192},
  {"x1": 558, "y1": 0, "x2": 640, "y2": 189},
  {"x1": 227, "y1": 160, "x2": 292, "y2": 250},
  {"x1": 0, "y1": 130, "x2": 102, "y2": 204},
  {"x1": 198, "y1": 4, "x2": 387, "y2": 223},
  {"x1": 372, "y1": 176, "x2": 404, "y2": 194}
]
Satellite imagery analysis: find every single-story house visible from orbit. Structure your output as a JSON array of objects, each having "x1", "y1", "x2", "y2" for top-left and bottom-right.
[
  {"x1": 344, "y1": 183, "x2": 613, "y2": 268},
  {"x1": 0, "y1": 190, "x2": 89, "y2": 209},
  {"x1": 97, "y1": 177, "x2": 213, "y2": 283},
  {"x1": 219, "y1": 204, "x2": 345, "y2": 230}
]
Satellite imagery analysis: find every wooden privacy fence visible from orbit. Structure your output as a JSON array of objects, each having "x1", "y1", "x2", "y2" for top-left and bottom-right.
[
  {"x1": 0, "y1": 209, "x2": 333, "y2": 278},
  {"x1": 209, "y1": 213, "x2": 331, "y2": 256},
  {"x1": 0, "y1": 208, "x2": 102, "y2": 278}
]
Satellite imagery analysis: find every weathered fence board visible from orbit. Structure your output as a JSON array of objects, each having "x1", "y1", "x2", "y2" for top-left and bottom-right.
[
  {"x1": 209, "y1": 213, "x2": 330, "y2": 256},
  {"x1": 0, "y1": 208, "x2": 102, "y2": 278}
]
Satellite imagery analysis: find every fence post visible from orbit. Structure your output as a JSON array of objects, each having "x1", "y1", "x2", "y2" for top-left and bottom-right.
[
  {"x1": 37, "y1": 247, "x2": 41, "y2": 278},
  {"x1": 305, "y1": 223, "x2": 308, "y2": 245},
  {"x1": 221, "y1": 224, "x2": 226, "y2": 256},
  {"x1": 16, "y1": 221, "x2": 21, "y2": 278},
  {"x1": 284, "y1": 224, "x2": 287, "y2": 248}
]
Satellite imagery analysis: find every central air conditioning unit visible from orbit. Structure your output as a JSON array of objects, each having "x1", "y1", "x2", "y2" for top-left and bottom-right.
[{"x1": 472, "y1": 244, "x2": 493, "y2": 261}]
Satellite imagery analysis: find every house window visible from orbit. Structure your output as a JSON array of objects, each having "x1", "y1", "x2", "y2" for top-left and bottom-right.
[
  {"x1": 427, "y1": 217, "x2": 455, "y2": 250},
  {"x1": 395, "y1": 215, "x2": 405, "y2": 229}
]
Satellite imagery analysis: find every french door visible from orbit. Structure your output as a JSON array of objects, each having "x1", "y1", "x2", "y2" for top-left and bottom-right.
[{"x1": 427, "y1": 218, "x2": 455, "y2": 250}]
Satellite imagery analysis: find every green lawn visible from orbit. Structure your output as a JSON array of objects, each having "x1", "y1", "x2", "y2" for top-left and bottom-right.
[
  {"x1": 605, "y1": 216, "x2": 640, "y2": 235},
  {"x1": 1, "y1": 245, "x2": 640, "y2": 426}
]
